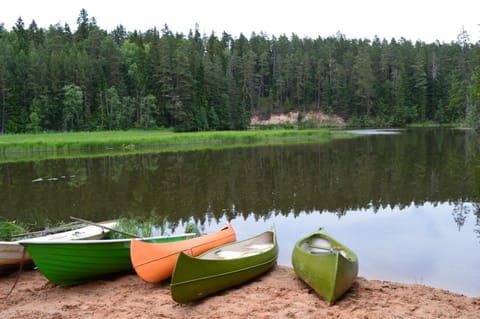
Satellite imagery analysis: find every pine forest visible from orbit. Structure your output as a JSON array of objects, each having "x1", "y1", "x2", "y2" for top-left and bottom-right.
[{"x1": 1, "y1": 9, "x2": 480, "y2": 134}]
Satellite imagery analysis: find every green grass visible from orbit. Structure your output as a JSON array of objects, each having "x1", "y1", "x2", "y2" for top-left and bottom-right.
[
  {"x1": 0, "y1": 220, "x2": 27, "y2": 241},
  {"x1": 0, "y1": 219, "x2": 85, "y2": 241},
  {"x1": 0, "y1": 129, "x2": 352, "y2": 163},
  {"x1": 406, "y1": 122, "x2": 455, "y2": 128},
  {"x1": 103, "y1": 216, "x2": 202, "y2": 239},
  {"x1": 103, "y1": 215, "x2": 170, "y2": 239}
]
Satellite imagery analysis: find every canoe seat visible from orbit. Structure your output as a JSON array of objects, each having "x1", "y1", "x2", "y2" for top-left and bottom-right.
[
  {"x1": 215, "y1": 251, "x2": 244, "y2": 259},
  {"x1": 214, "y1": 244, "x2": 274, "y2": 259}
]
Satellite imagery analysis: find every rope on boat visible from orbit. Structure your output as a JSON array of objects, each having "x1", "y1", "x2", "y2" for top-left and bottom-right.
[{"x1": 2, "y1": 246, "x2": 26, "y2": 300}]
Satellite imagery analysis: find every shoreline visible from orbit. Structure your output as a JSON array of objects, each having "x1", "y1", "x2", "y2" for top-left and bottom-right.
[
  {"x1": 1, "y1": 266, "x2": 479, "y2": 319},
  {"x1": 0, "y1": 129, "x2": 348, "y2": 164}
]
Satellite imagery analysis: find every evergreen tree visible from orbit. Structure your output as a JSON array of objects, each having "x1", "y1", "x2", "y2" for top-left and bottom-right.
[
  {"x1": 62, "y1": 84, "x2": 83, "y2": 131},
  {"x1": 139, "y1": 94, "x2": 158, "y2": 128},
  {"x1": 412, "y1": 47, "x2": 428, "y2": 122},
  {"x1": 469, "y1": 66, "x2": 480, "y2": 130},
  {"x1": 75, "y1": 9, "x2": 90, "y2": 42},
  {"x1": 353, "y1": 45, "x2": 374, "y2": 117},
  {"x1": 392, "y1": 67, "x2": 408, "y2": 126},
  {"x1": 0, "y1": 34, "x2": 10, "y2": 133}
]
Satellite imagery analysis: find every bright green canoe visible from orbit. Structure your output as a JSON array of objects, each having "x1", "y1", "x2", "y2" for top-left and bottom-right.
[
  {"x1": 170, "y1": 227, "x2": 278, "y2": 303},
  {"x1": 291, "y1": 228, "x2": 358, "y2": 305},
  {"x1": 20, "y1": 233, "x2": 195, "y2": 286}
]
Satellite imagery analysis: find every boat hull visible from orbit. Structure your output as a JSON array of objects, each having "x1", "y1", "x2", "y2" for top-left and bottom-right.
[
  {"x1": 291, "y1": 229, "x2": 358, "y2": 304},
  {"x1": 0, "y1": 242, "x2": 30, "y2": 270},
  {"x1": 1, "y1": 220, "x2": 117, "y2": 270},
  {"x1": 20, "y1": 233, "x2": 194, "y2": 286},
  {"x1": 130, "y1": 223, "x2": 236, "y2": 283},
  {"x1": 170, "y1": 228, "x2": 278, "y2": 303}
]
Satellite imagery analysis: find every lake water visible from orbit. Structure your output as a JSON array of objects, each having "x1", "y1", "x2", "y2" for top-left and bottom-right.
[{"x1": 1, "y1": 128, "x2": 479, "y2": 296}]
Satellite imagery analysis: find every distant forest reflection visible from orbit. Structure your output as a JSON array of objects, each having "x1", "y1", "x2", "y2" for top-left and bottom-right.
[{"x1": 1, "y1": 128, "x2": 479, "y2": 233}]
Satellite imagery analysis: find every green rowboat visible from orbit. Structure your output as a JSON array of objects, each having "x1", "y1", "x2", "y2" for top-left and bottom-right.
[
  {"x1": 170, "y1": 226, "x2": 278, "y2": 303},
  {"x1": 20, "y1": 233, "x2": 195, "y2": 286},
  {"x1": 291, "y1": 228, "x2": 358, "y2": 304},
  {"x1": 1, "y1": 220, "x2": 117, "y2": 271}
]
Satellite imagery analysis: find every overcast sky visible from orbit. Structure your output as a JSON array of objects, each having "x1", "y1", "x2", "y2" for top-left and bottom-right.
[{"x1": 1, "y1": 0, "x2": 479, "y2": 43}]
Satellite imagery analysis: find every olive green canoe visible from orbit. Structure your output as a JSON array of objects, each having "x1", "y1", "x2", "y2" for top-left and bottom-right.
[
  {"x1": 291, "y1": 228, "x2": 358, "y2": 304},
  {"x1": 20, "y1": 233, "x2": 195, "y2": 286},
  {"x1": 170, "y1": 226, "x2": 278, "y2": 303}
]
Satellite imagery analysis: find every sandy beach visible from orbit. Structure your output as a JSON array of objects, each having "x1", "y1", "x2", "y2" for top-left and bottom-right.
[{"x1": 1, "y1": 266, "x2": 479, "y2": 319}]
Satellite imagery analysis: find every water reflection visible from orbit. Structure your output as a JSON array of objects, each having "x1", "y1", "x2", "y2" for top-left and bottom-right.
[
  {"x1": 3, "y1": 129, "x2": 478, "y2": 224},
  {"x1": 0, "y1": 128, "x2": 479, "y2": 296}
]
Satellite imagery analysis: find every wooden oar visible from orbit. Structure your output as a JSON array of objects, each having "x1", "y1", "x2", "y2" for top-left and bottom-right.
[{"x1": 70, "y1": 216, "x2": 139, "y2": 238}]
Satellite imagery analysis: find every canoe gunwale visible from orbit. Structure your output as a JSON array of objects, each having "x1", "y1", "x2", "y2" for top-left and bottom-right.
[{"x1": 19, "y1": 233, "x2": 196, "y2": 245}]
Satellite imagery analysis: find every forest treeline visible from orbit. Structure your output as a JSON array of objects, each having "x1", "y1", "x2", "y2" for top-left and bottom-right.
[{"x1": 1, "y1": 9, "x2": 480, "y2": 133}]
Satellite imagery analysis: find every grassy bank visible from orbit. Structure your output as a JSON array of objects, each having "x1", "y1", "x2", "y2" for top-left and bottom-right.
[{"x1": 0, "y1": 129, "x2": 351, "y2": 163}]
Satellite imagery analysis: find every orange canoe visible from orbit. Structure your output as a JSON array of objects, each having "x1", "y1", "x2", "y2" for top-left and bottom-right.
[{"x1": 130, "y1": 223, "x2": 236, "y2": 283}]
